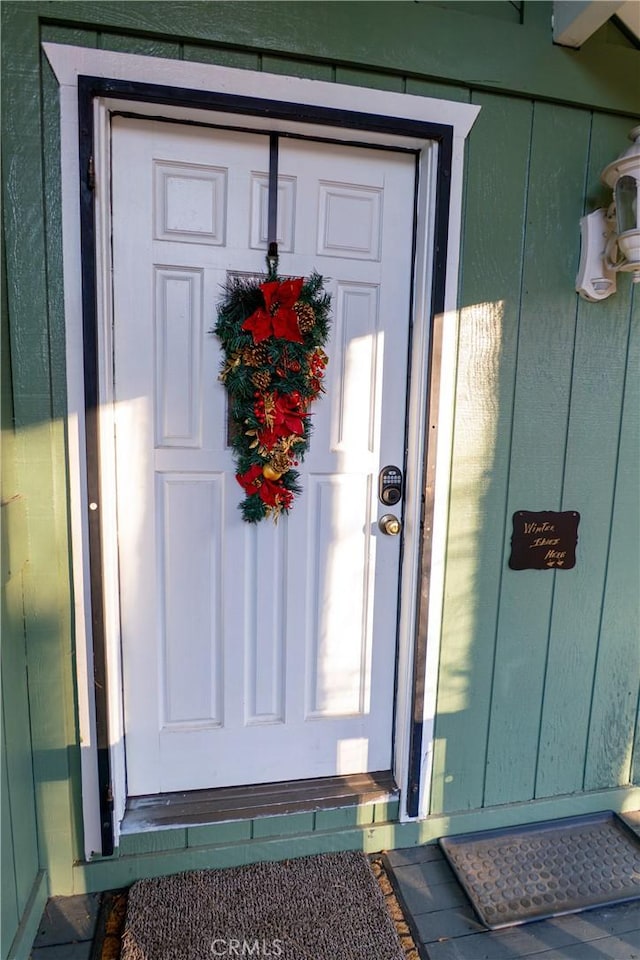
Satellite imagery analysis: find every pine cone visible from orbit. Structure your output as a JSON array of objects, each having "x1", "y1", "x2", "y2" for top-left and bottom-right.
[
  {"x1": 294, "y1": 301, "x2": 316, "y2": 334},
  {"x1": 242, "y1": 344, "x2": 268, "y2": 367},
  {"x1": 251, "y1": 370, "x2": 272, "y2": 390},
  {"x1": 270, "y1": 449, "x2": 291, "y2": 474}
]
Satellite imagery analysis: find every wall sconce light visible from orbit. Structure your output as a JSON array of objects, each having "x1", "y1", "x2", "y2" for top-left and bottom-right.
[{"x1": 576, "y1": 125, "x2": 640, "y2": 302}]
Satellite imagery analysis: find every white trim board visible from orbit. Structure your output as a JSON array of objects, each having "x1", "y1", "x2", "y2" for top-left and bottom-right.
[
  {"x1": 43, "y1": 42, "x2": 479, "y2": 859},
  {"x1": 43, "y1": 42, "x2": 478, "y2": 138}
]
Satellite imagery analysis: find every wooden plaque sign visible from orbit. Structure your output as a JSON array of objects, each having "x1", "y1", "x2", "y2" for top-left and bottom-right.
[{"x1": 508, "y1": 510, "x2": 580, "y2": 570}]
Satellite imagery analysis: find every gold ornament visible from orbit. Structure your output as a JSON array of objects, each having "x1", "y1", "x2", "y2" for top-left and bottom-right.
[
  {"x1": 294, "y1": 301, "x2": 316, "y2": 334},
  {"x1": 262, "y1": 464, "x2": 283, "y2": 481}
]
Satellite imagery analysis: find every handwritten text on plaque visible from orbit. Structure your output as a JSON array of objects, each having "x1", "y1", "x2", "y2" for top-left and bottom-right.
[{"x1": 509, "y1": 511, "x2": 580, "y2": 570}]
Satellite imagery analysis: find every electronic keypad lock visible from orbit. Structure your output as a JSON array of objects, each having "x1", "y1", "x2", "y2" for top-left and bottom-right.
[{"x1": 379, "y1": 465, "x2": 403, "y2": 506}]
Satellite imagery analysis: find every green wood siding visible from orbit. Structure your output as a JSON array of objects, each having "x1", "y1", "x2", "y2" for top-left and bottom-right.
[
  {"x1": 536, "y1": 113, "x2": 638, "y2": 799},
  {"x1": 32, "y1": 1, "x2": 640, "y2": 114},
  {"x1": 432, "y1": 98, "x2": 639, "y2": 814},
  {"x1": 432, "y1": 89, "x2": 534, "y2": 815},
  {"x1": 583, "y1": 294, "x2": 640, "y2": 791},
  {"x1": 2, "y1": 3, "x2": 83, "y2": 929},
  {"x1": 1, "y1": 0, "x2": 638, "y2": 915},
  {"x1": 1, "y1": 234, "x2": 41, "y2": 959},
  {"x1": 483, "y1": 102, "x2": 592, "y2": 808}
]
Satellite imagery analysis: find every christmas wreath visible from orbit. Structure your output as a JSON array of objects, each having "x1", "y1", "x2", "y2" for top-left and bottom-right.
[{"x1": 215, "y1": 260, "x2": 331, "y2": 522}]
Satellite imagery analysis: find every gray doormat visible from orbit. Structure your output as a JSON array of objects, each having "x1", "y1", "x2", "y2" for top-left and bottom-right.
[
  {"x1": 439, "y1": 810, "x2": 640, "y2": 930},
  {"x1": 121, "y1": 851, "x2": 407, "y2": 960}
]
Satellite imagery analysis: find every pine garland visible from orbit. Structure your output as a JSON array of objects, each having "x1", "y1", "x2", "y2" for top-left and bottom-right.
[{"x1": 215, "y1": 260, "x2": 331, "y2": 522}]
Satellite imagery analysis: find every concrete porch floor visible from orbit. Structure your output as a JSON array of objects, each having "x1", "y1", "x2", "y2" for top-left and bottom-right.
[{"x1": 30, "y1": 812, "x2": 640, "y2": 960}]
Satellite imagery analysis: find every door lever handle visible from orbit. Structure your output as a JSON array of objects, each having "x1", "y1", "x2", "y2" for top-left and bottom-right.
[{"x1": 378, "y1": 514, "x2": 401, "y2": 536}]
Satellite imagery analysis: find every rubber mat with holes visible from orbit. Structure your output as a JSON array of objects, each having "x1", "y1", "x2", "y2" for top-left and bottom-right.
[{"x1": 439, "y1": 811, "x2": 640, "y2": 929}]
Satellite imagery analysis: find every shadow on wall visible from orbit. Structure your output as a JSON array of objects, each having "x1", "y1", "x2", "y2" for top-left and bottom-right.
[{"x1": 431, "y1": 283, "x2": 639, "y2": 816}]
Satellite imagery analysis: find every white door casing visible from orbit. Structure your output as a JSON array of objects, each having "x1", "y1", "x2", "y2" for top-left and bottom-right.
[
  {"x1": 112, "y1": 117, "x2": 415, "y2": 794},
  {"x1": 43, "y1": 40, "x2": 480, "y2": 853}
]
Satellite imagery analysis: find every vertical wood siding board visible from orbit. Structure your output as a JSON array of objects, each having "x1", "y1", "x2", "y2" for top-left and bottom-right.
[
  {"x1": 535, "y1": 113, "x2": 635, "y2": 799},
  {"x1": 1, "y1": 11, "x2": 51, "y2": 421},
  {"x1": 580, "y1": 277, "x2": 635, "y2": 792},
  {"x1": 584, "y1": 288, "x2": 639, "y2": 790},
  {"x1": 531, "y1": 128, "x2": 588, "y2": 797},
  {"x1": 0, "y1": 369, "x2": 39, "y2": 917},
  {"x1": 483, "y1": 101, "x2": 592, "y2": 808},
  {"x1": 1, "y1": 731, "x2": 20, "y2": 959},
  {"x1": 530, "y1": 546, "x2": 562, "y2": 795},
  {"x1": 480, "y1": 98, "x2": 535, "y2": 810},
  {"x1": 3, "y1": 4, "x2": 58, "y2": 708},
  {"x1": 1, "y1": 576, "x2": 40, "y2": 913},
  {"x1": 432, "y1": 93, "x2": 532, "y2": 814}
]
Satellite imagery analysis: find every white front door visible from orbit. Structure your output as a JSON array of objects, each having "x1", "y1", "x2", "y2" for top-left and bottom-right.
[{"x1": 111, "y1": 116, "x2": 416, "y2": 795}]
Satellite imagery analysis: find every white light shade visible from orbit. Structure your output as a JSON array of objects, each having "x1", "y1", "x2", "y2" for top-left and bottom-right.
[
  {"x1": 602, "y1": 125, "x2": 640, "y2": 282},
  {"x1": 615, "y1": 176, "x2": 637, "y2": 235}
]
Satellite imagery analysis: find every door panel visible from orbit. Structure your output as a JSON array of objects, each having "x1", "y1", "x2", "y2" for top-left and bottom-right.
[{"x1": 111, "y1": 117, "x2": 415, "y2": 794}]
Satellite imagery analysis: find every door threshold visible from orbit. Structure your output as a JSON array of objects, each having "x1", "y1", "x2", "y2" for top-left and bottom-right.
[{"x1": 121, "y1": 771, "x2": 398, "y2": 833}]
